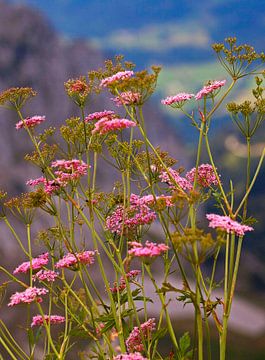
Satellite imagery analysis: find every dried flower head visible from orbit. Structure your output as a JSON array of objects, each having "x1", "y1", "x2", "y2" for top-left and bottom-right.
[
  {"x1": 64, "y1": 76, "x2": 90, "y2": 107},
  {"x1": 0, "y1": 87, "x2": 36, "y2": 109},
  {"x1": 212, "y1": 37, "x2": 265, "y2": 79}
]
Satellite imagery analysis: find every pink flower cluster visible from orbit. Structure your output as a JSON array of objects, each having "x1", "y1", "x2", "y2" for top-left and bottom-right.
[
  {"x1": 126, "y1": 318, "x2": 156, "y2": 353},
  {"x1": 186, "y1": 164, "x2": 219, "y2": 187},
  {"x1": 13, "y1": 253, "x2": 49, "y2": 274},
  {"x1": 8, "y1": 287, "x2": 48, "y2": 307},
  {"x1": 206, "y1": 214, "x2": 254, "y2": 236},
  {"x1": 55, "y1": 250, "x2": 98, "y2": 269},
  {"x1": 32, "y1": 269, "x2": 58, "y2": 282},
  {"x1": 110, "y1": 270, "x2": 141, "y2": 293},
  {"x1": 92, "y1": 117, "x2": 136, "y2": 135},
  {"x1": 128, "y1": 241, "x2": 169, "y2": 258},
  {"x1": 84, "y1": 110, "x2": 115, "y2": 122},
  {"x1": 100, "y1": 71, "x2": 134, "y2": 87},
  {"x1": 16, "y1": 115, "x2": 46, "y2": 130},
  {"x1": 112, "y1": 91, "x2": 142, "y2": 106},
  {"x1": 106, "y1": 200, "x2": 156, "y2": 234},
  {"x1": 195, "y1": 80, "x2": 226, "y2": 100},
  {"x1": 114, "y1": 353, "x2": 148, "y2": 360},
  {"x1": 130, "y1": 193, "x2": 174, "y2": 208},
  {"x1": 160, "y1": 168, "x2": 192, "y2": 191},
  {"x1": 26, "y1": 177, "x2": 61, "y2": 195},
  {"x1": 27, "y1": 160, "x2": 88, "y2": 194},
  {"x1": 31, "y1": 314, "x2": 65, "y2": 327},
  {"x1": 161, "y1": 92, "x2": 194, "y2": 106}
]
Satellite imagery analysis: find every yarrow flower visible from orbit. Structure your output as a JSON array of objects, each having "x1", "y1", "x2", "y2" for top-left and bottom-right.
[
  {"x1": 16, "y1": 115, "x2": 46, "y2": 130},
  {"x1": 84, "y1": 110, "x2": 115, "y2": 122},
  {"x1": 100, "y1": 71, "x2": 134, "y2": 87},
  {"x1": 31, "y1": 315, "x2": 65, "y2": 327},
  {"x1": 161, "y1": 92, "x2": 194, "y2": 107},
  {"x1": 92, "y1": 117, "x2": 136, "y2": 135},
  {"x1": 8, "y1": 287, "x2": 48, "y2": 306},
  {"x1": 130, "y1": 193, "x2": 174, "y2": 208},
  {"x1": 126, "y1": 318, "x2": 156, "y2": 353},
  {"x1": 32, "y1": 270, "x2": 58, "y2": 282},
  {"x1": 111, "y1": 91, "x2": 142, "y2": 106},
  {"x1": 186, "y1": 164, "x2": 219, "y2": 187},
  {"x1": 206, "y1": 214, "x2": 254, "y2": 236},
  {"x1": 26, "y1": 177, "x2": 60, "y2": 195},
  {"x1": 110, "y1": 270, "x2": 141, "y2": 293},
  {"x1": 195, "y1": 80, "x2": 226, "y2": 100},
  {"x1": 128, "y1": 241, "x2": 169, "y2": 259},
  {"x1": 114, "y1": 353, "x2": 148, "y2": 360},
  {"x1": 160, "y1": 168, "x2": 192, "y2": 191},
  {"x1": 55, "y1": 250, "x2": 98, "y2": 269},
  {"x1": 51, "y1": 159, "x2": 89, "y2": 185},
  {"x1": 13, "y1": 253, "x2": 49, "y2": 274},
  {"x1": 106, "y1": 199, "x2": 156, "y2": 234}
]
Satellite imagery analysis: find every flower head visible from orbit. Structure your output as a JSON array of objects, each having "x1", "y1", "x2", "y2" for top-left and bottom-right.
[
  {"x1": 8, "y1": 287, "x2": 48, "y2": 306},
  {"x1": 92, "y1": 117, "x2": 136, "y2": 135},
  {"x1": 114, "y1": 353, "x2": 148, "y2": 360},
  {"x1": 84, "y1": 110, "x2": 115, "y2": 122},
  {"x1": 51, "y1": 159, "x2": 89, "y2": 185},
  {"x1": 112, "y1": 91, "x2": 142, "y2": 106},
  {"x1": 16, "y1": 116, "x2": 46, "y2": 130},
  {"x1": 0, "y1": 87, "x2": 36, "y2": 108},
  {"x1": 186, "y1": 164, "x2": 219, "y2": 187},
  {"x1": 31, "y1": 315, "x2": 65, "y2": 327},
  {"x1": 160, "y1": 168, "x2": 192, "y2": 191},
  {"x1": 13, "y1": 253, "x2": 49, "y2": 274},
  {"x1": 195, "y1": 80, "x2": 226, "y2": 100},
  {"x1": 55, "y1": 250, "x2": 98, "y2": 269},
  {"x1": 110, "y1": 270, "x2": 141, "y2": 293},
  {"x1": 100, "y1": 71, "x2": 134, "y2": 87},
  {"x1": 206, "y1": 214, "x2": 253, "y2": 236},
  {"x1": 128, "y1": 241, "x2": 169, "y2": 258},
  {"x1": 32, "y1": 270, "x2": 58, "y2": 282},
  {"x1": 126, "y1": 318, "x2": 156, "y2": 353},
  {"x1": 161, "y1": 92, "x2": 194, "y2": 107}
]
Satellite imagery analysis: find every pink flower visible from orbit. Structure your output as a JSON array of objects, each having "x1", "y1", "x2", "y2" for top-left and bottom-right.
[
  {"x1": 114, "y1": 353, "x2": 148, "y2": 360},
  {"x1": 16, "y1": 115, "x2": 46, "y2": 130},
  {"x1": 100, "y1": 71, "x2": 134, "y2": 87},
  {"x1": 106, "y1": 203, "x2": 156, "y2": 235},
  {"x1": 13, "y1": 253, "x2": 49, "y2": 274},
  {"x1": 92, "y1": 117, "x2": 136, "y2": 135},
  {"x1": 8, "y1": 287, "x2": 48, "y2": 306},
  {"x1": 195, "y1": 80, "x2": 226, "y2": 100},
  {"x1": 32, "y1": 270, "x2": 58, "y2": 282},
  {"x1": 130, "y1": 193, "x2": 174, "y2": 208},
  {"x1": 126, "y1": 318, "x2": 156, "y2": 353},
  {"x1": 206, "y1": 214, "x2": 254, "y2": 236},
  {"x1": 84, "y1": 110, "x2": 115, "y2": 122},
  {"x1": 161, "y1": 92, "x2": 194, "y2": 107},
  {"x1": 31, "y1": 315, "x2": 65, "y2": 327},
  {"x1": 111, "y1": 91, "x2": 142, "y2": 106},
  {"x1": 160, "y1": 168, "x2": 193, "y2": 191},
  {"x1": 51, "y1": 159, "x2": 89, "y2": 185},
  {"x1": 186, "y1": 164, "x2": 219, "y2": 187},
  {"x1": 26, "y1": 177, "x2": 61, "y2": 195},
  {"x1": 55, "y1": 250, "x2": 98, "y2": 269},
  {"x1": 110, "y1": 270, "x2": 141, "y2": 293},
  {"x1": 128, "y1": 241, "x2": 169, "y2": 258}
]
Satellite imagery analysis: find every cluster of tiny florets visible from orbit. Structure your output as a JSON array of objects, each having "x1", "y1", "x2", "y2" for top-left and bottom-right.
[
  {"x1": 195, "y1": 80, "x2": 226, "y2": 100},
  {"x1": 55, "y1": 250, "x2": 98, "y2": 269},
  {"x1": 8, "y1": 287, "x2": 48, "y2": 306},
  {"x1": 16, "y1": 115, "x2": 46, "y2": 130},
  {"x1": 112, "y1": 91, "x2": 142, "y2": 106},
  {"x1": 100, "y1": 71, "x2": 134, "y2": 87},
  {"x1": 31, "y1": 315, "x2": 65, "y2": 327},
  {"x1": 92, "y1": 117, "x2": 136, "y2": 135},
  {"x1": 206, "y1": 214, "x2": 254, "y2": 236},
  {"x1": 186, "y1": 164, "x2": 219, "y2": 187},
  {"x1": 13, "y1": 253, "x2": 49, "y2": 274},
  {"x1": 128, "y1": 241, "x2": 169, "y2": 258},
  {"x1": 126, "y1": 318, "x2": 156, "y2": 353}
]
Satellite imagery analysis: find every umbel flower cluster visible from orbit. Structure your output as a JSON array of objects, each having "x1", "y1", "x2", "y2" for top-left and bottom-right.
[{"x1": 0, "y1": 38, "x2": 264, "y2": 360}]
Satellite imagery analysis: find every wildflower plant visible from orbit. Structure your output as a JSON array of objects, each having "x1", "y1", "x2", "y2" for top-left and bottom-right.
[{"x1": 0, "y1": 38, "x2": 264, "y2": 360}]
